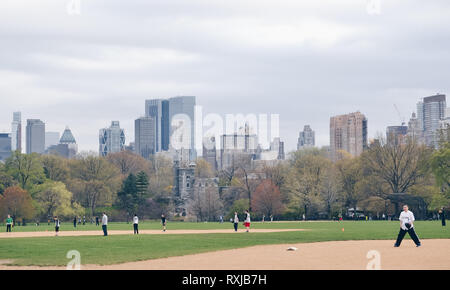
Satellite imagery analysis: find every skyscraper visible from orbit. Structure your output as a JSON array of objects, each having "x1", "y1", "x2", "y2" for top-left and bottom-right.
[
  {"x1": 11, "y1": 112, "x2": 21, "y2": 152},
  {"x1": 169, "y1": 96, "x2": 196, "y2": 160},
  {"x1": 135, "y1": 116, "x2": 156, "y2": 159},
  {"x1": 297, "y1": 125, "x2": 315, "y2": 149},
  {"x1": 386, "y1": 125, "x2": 408, "y2": 145},
  {"x1": 99, "y1": 121, "x2": 125, "y2": 156},
  {"x1": 407, "y1": 112, "x2": 423, "y2": 142},
  {"x1": 145, "y1": 99, "x2": 170, "y2": 152},
  {"x1": 416, "y1": 94, "x2": 446, "y2": 147},
  {"x1": 330, "y1": 112, "x2": 368, "y2": 161},
  {"x1": 49, "y1": 127, "x2": 78, "y2": 159},
  {"x1": 26, "y1": 119, "x2": 45, "y2": 154},
  {"x1": 202, "y1": 136, "x2": 217, "y2": 171},
  {"x1": 0, "y1": 133, "x2": 12, "y2": 162},
  {"x1": 144, "y1": 96, "x2": 196, "y2": 160}
]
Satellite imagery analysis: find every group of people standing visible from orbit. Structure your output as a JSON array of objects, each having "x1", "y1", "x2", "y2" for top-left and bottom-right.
[
  {"x1": 100, "y1": 213, "x2": 167, "y2": 236},
  {"x1": 3, "y1": 206, "x2": 446, "y2": 245},
  {"x1": 233, "y1": 210, "x2": 252, "y2": 232}
]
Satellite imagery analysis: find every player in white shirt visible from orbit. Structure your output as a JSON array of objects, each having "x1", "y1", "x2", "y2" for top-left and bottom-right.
[
  {"x1": 133, "y1": 214, "x2": 139, "y2": 235},
  {"x1": 102, "y1": 212, "x2": 108, "y2": 236},
  {"x1": 394, "y1": 205, "x2": 421, "y2": 247},
  {"x1": 244, "y1": 210, "x2": 251, "y2": 233},
  {"x1": 233, "y1": 212, "x2": 239, "y2": 232}
]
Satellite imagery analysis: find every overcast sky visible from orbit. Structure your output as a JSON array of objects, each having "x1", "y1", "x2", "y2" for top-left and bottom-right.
[{"x1": 0, "y1": 0, "x2": 449, "y2": 153}]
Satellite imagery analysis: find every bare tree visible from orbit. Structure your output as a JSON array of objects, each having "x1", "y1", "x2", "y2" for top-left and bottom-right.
[{"x1": 362, "y1": 137, "x2": 431, "y2": 194}]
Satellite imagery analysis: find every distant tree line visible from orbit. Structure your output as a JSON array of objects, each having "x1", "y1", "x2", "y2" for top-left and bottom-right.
[{"x1": 0, "y1": 136, "x2": 448, "y2": 224}]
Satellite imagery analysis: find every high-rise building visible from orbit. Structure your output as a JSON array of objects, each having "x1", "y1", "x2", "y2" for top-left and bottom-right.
[
  {"x1": 386, "y1": 125, "x2": 408, "y2": 145},
  {"x1": 47, "y1": 127, "x2": 78, "y2": 159},
  {"x1": 438, "y1": 107, "x2": 450, "y2": 142},
  {"x1": 219, "y1": 124, "x2": 258, "y2": 169},
  {"x1": 416, "y1": 94, "x2": 446, "y2": 148},
  {"x1": 99, "y1": 121, "x2": 125, "y2": 156},
  {"x1": 407, "y1": 112, "x2": 423, "y2": 142},
  {"x1": 26, "y1": 119, "x2": 45, "y2": 154},
  {"x1": 297, "y1": 125, "x2": 315, "y2": 149},
  {"x1": 330, "y1": 112, "x2": 368, "y2": 161},
  {"x1": 270, "y1": 137, "x2": 285, "y2": 160},
  {"x1": 45, "y1": 132, "x2": 60, "y2": 149},
  {"x1": 144, "y1": 96, "x2": 196, "y2": 160},
  {"x1": 11, "y1": 112, "x2": 22, "y2": 152},
  {"x1": 169, "y1": 96, "x2": 196, "y2": 160},
  {"x1": 0, "y1": 133, "x2": 12, "y2": 162},
  {"x1": 135, "y1": 117, "x2": 156, "y2": 159},
  {"x1": 145, "y1": 99, "x2": 170, "y2": 152},
  {"x1": 202, "y1": 136, "x2": 217, "y2": 171}
]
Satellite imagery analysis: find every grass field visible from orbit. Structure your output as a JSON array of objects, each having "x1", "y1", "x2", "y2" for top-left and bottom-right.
[{"x1": 0, "y1": 221, "x2": 448, "y2": 266}]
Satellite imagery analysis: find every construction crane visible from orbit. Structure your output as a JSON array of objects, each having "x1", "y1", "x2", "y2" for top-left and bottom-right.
[{"x1": 393, "y1": 104, "x2": 406, "y2": 126}]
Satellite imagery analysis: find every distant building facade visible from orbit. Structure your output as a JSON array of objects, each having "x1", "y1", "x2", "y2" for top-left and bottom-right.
[
  {"x1": 26, "y1": 119, "x2": 45, "y2": 154},
  {"x1": 0, "y1": 133, "x2": 12, "y2": 162},
  {"x1": 145, "y1": 99, "x2": 170, "y2": 152},
  {"x1": 135, "y1": 116, "x2": 156, "y2": 159},
  {"x1": 330, "y1": 112, "x2": 368, "y2": 161},
  {"x1": 202, "y1": 136, "x2": 218, "y2": 171},
  {"x1": 416, "y1": 94, "x2": 446, "y2": 148},
  {"x1": 99, "y1": 121, "x2": 125, "y2": 156},
  {"x1": 407, "y1": 112, "x2": 423, "y2": 142},
  {"x1": 144, "y1": 96, "x2": 196, "y2": 160},
  {"x1": 45, "y1": 132, "x2": 60, "y2": 149},
  {"x1": 297, "y1": 125, "x2": 315, "y2": 149},
  {"x1": 47, "y1": 127, "x2": 78, "y2": 159},
  {"x1": 386, "y1": 125, "x2": 408, "y2": 145},
  {"x1": 219, "y1": 124, "x2": 258, "y2": 169},
  {"x1": 11, "y1": 112, "x2": 22, "y2": 152}
]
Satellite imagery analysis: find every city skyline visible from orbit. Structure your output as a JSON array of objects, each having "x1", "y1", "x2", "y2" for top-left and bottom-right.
[
  {"x1": 1, "y1": 1, "x2": 450, "y2": 152},
  {"x1": 1, "y1": 93, "x2": 448, "y2": 155}
]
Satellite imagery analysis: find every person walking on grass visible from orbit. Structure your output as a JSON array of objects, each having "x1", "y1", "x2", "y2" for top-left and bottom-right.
[
  {"x1": 6, "y1": 215, "x2": 13, "y2": 233},
  {"x1": 233, "y1": 212, "x2": 239, "y2": 232},
  {"x1": 95, "y1": 216, "x2": 99, "y2": 226},
  {"x1": 244, "y1": 210, "x2": 251, "y2": 233},
  {"x1": 161, "y1": 214, "x2": 167, "y2": 232},
  {"x1": 102, "y1": 212, "x2": 108, "y2": 236},
  {"x1": 73, "y1": 216, "x2": 77, "y2": 228},
  {"x1": 394, "y1": 205, "x2": 421, "y2": 248},
  {"x1": 54, "y1": 216, "x2": 60, "y2": 237},
  {"x1": 133, "y1": 214, "x2": 139, "y2": 235}
]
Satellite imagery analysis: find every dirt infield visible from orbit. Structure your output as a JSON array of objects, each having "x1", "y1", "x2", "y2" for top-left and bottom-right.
[
  {"x1": 0, "y1": 228, "x2": 305, "y2": 239},
  {"x1": 0, "y1": 239, "x2": 448, "y2": 270}
]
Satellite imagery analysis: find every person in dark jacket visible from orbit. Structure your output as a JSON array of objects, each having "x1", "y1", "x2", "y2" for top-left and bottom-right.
[{"x1": 439, "y1": 208, "x2": 446, "y2": 226}]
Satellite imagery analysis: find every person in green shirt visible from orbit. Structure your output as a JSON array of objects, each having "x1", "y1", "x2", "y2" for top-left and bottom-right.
[{"x1": 6, "y1": 215, "x2": 13, "y2": 232}]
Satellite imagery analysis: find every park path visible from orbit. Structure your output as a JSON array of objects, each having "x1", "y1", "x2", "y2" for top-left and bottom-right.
[
  {"x1": 0, "y1": 228, "x2": 305, "y2": 239},
  {"x1": 0, "y1": 239, "x2": 448, "y2": 270}
]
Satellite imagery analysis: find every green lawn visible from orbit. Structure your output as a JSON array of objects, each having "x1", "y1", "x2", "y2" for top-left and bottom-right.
[{"x1": 0, "y1": 221, "x2": 448, "y2": 266}]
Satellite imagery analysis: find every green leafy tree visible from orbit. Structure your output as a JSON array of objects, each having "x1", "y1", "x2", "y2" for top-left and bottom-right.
[
  {"x1": 33, "y1": 181, "x2": 83, "y2": 219},
  {"x1": 68, "y1": 154, "x2": 120, "y2": 216},
  {"x1": 117, "y1": 173, "x2": 138, "y2": 215},
  {"x1": 41, "y1": 155, "x2": 69, "y2": 182},
  {"x1": 5, "y1": 152, "x2": 44, "y2": 190}
]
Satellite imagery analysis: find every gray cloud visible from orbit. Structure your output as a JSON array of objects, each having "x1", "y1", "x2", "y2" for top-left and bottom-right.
[{"x1": 1, "y1": 0, "x2": 449, "y2": 152}]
